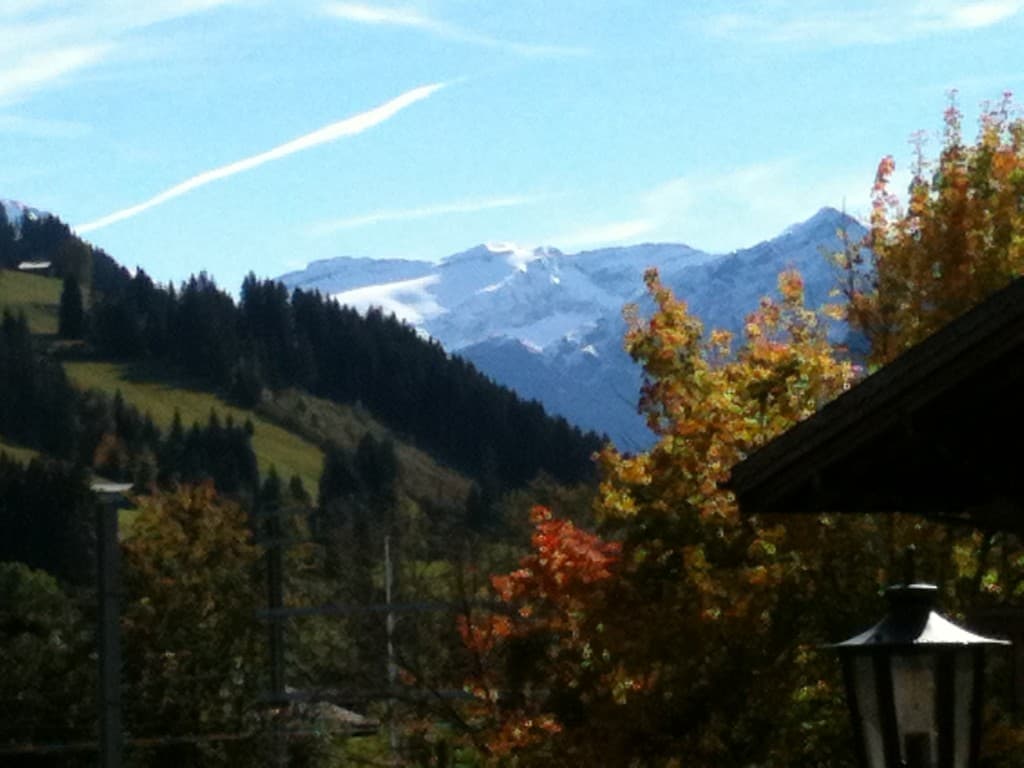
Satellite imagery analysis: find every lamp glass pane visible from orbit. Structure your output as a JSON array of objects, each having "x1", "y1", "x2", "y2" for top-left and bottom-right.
[
  {"x1": 891, "y1": 653, "x2": 938, "y2": 768},
  {"x1": 851, "y1": 654, "x2": 886, "y2": 768},
  {"x1": 953, "y1": 649, "x2": 974, "y2": 768}
]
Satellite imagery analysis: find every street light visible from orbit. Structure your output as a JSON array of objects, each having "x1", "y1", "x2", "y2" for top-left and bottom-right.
[
  {"x1": 834, "y1": 582, "x2": 1009, "y2": 768},
  {"x1": 92, "y1": 479, "x2": 133, "y2": 768}
]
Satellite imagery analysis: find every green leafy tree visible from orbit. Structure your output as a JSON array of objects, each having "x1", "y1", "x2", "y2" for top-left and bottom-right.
[
  {"x1": 0, "y1": 562, "x2": 95, "y2": 765},
  {"x1": 120, "y1": 484, "x2": 264, "y2": 767}
]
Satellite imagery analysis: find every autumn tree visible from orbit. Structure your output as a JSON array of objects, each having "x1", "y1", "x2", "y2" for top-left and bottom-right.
[
  {"x1": 459, "y1": 270, "x2": 858, "y2": 766},
  {"x1": 839, "y1": 92, "x2": 1024, "y2": 365},
  {"x1": 458, "y1": 94, "x2": 1024, "y2": 768},
  {"x1": 828, "y1": 93, "x2": 1024, "y2": 764},
  {"x1": 120, "y1": 484, "x2": 264, "y2": 766}
]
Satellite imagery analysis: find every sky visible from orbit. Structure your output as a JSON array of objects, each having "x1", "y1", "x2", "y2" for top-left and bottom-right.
[{"x1": 2, "y1": 0, "x2": 1023, "y2": 292}]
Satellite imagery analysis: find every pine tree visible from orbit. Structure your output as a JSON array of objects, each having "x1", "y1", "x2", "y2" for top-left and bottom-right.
[{"x1": 58, "y1": 274, "x2": 85, "y2": 339}]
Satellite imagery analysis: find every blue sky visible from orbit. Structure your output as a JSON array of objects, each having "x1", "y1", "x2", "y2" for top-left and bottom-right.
[{"x1": 2, "y1": 1, "x2": 1023, "y2": 292}]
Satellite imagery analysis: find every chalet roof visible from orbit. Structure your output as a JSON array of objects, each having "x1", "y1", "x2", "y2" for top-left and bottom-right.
[{"x1": 730, "y1": 277, "x2": 1024, "y2": 533}]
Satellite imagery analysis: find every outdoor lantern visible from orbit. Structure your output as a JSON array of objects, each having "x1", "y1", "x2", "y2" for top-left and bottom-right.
[{"x1": 834, "y1": 582, "x2": 1009, "y2": 768}]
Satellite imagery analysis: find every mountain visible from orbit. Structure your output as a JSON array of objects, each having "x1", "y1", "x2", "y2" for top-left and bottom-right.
[
  {"x1": 278, "y1": 207, "x2": 866, "y2": 449},
  {"x1": 1, "y1": 198, "x2": 49, "y2": 231}
]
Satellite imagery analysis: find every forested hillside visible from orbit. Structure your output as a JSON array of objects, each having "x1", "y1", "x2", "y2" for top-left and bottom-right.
[
  {"x1": 0, "y1": 203, "x2": 601, "y2": 765},
  {"x1": 86, "y1": 270, "x2": 602, "y2": 489},
  {"x1": 1, "y1": 201, "x2": 602, "y2": 489}
]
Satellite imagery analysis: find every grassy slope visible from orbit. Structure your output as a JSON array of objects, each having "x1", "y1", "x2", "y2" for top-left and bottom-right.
[
  {"x1": 64, "y1": 360, "x2": 326, "y2": 492},
  {"x1": 0, "y1": 437, "x2": 39, "y2": 464},
  {"x1": 0, "y1": 269, "x2": 61, "y2": 334},
  {"x1": 64, "y1": 362, "x2": 472, "y2": 506},
  {"x1": 1, "y1": 266, "x2": 471, "y2": 505},
  {"x1": 0, "y1": 270, "x2": 58, "y2": 460},
  {"x1": 261, "y1": 389, "x2": 470, "y2": 507}
]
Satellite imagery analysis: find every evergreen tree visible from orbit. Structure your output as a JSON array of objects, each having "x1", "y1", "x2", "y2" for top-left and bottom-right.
[
  {"x1": 0, "y1": 205, "x2": 16, "y2": 268},
  {"x1": 55, "y1": 237, "x2": 92, "y2": 288},
  {"x1": 58, "y1": 273, "x2": 85, "y2": 339},
  {"x1": 288, "y1": 473, "x2": 311, "y2": 505}
]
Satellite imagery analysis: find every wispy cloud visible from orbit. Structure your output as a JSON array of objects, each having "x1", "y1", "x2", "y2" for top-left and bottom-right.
[
  {"x1": 310, "y1": 194, "x2": 542, "y2": 236},
  {"x1": 323, "y1": 2, "x2": 588, "y2": 57},
  {"x1": 641, "y1": 161, "x2": 876, "y2": 251},
  {"x1": 0, "y1": 0, "x2": 233, "y2": 105},
  {"x1": 550, "y1": 160, "x2": 876, "y2": 254},
  {"x1": 703, "y1": 1, "x2": 1024, "y2": 45},
  {"x1": 0, "y1": 44, "x2": 111, "y2": 104},
  {"x1": 76, "y1": 82, "x2": 447, "y2": 234},
  {"x1": 547, "y1": 218, "x2": 656, "y2": 249}
]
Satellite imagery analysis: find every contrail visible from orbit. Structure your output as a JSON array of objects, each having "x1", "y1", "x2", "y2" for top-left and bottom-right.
[{"x1": 76, "y1": 81, "x2": 447, "y2": 234}]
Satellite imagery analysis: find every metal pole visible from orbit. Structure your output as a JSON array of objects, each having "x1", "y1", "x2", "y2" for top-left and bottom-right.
[
  {"x1": 93, "y1": 483, "x2": 131, "y2": 768},
  {"x1": 266, "y1": 502, "x2": 287, "y2": 767},
  {"x1": 385, "y1": 536, "x2": 398, "y2": 763}
]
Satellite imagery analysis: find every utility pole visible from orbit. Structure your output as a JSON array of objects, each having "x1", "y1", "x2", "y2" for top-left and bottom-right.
[
  {"x1": 385, "y1": 536, "x2": 398, "y2": 764},
  {"x1": 92, "y1": 481, "x2": 133, "y2": 768}
]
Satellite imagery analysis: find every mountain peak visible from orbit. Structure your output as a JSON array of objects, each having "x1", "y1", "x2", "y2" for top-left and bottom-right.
[
  {"x1": 444, "y1": 242, "x2": 562, "y2": 272},
  {"x1": 782, "y1": 206, "x2": 860, "y2": 240}
]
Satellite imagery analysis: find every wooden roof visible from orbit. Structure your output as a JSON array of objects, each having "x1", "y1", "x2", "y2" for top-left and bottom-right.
[{"x1": 730, "y1": 277, "x2": 1024, "y2": 533}]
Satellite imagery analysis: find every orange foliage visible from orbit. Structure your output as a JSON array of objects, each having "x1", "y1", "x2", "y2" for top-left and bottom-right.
[
  {"x1": 840, "y1": 92, "x2": 1024, "y2": 365},
  {"x1": 459, "y1": 270, "x2": 855, "y2": 766},
  {"x1": 457, "y1": 94, "x2": 1024, "y2": 767}
]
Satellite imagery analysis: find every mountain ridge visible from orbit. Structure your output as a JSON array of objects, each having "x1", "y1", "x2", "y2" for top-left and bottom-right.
[{"x1": 278, "y1": 206, "x2": 865, "y2": 448}]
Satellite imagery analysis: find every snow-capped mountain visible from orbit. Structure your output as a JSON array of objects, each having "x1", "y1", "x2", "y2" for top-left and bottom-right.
[{"x1": 278, "y1": 207, "x2": 865, "y2": 448}]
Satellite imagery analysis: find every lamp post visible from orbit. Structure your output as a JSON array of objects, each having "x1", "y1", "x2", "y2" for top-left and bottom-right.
[
  {"x1": 834, "y1": 582, "x2": 1009, "y2": 768},
  {"x1": 92, "y1": 480, "x2": 133, "y2": 768}
]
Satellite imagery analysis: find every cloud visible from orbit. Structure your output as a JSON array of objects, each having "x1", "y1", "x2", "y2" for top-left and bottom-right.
[
  {"x1": 0, "y1": 0, "x2": 234, "y2": 105},
  {"x1": 0, "y1": 44, "x2": 111, "y2": 104},
  {"x1": 948, "y1": 1, "x2": 1022, "y2": 27},
  {"x1": 324, "y1": 2, "x2": 432, "y2": 27},
  {"x1": 76, "y1": 82, "x2": 447, "y2": 234},
  {"x1": 703, "y1": 1, "x2": 1024, "y2": 46},
  {"x1": 310, "y1": 194, "x2": 542, "y2": 235},
  {"x1": 550, "y1": 160, "x2": 877, "y2": 254},
  {"x1": 643, "y1": 161, "x2": 880, "y2": 251},
  {"x1": 323, "y1": 2, "x2": 588, "y2": 57},
  {"x1": 547, "y1": 218, "x2": 656, "y2": 249}
]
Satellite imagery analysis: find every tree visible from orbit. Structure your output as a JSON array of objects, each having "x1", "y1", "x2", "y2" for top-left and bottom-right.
[
  {"x1": 55, "y1": 236, "x2": 92, "y2": 289},
  {"x1": 458, "y1": 95, "x2": 1024, "y2": 768},
  {"x1": 0, "y1": 204, "x2": 16, "y2": 268},
  {"x1": 120, "y1": 484, "x2": 264, "y2": 766},
  {"x1": 0, "y1": 456, "x2": 97, "y2": 584},
  {"x1": 459, "y1": 270, "x2": 858, "y2": 766},
  {"x1": 0, "y1": 562, "x2": 95, "y2": 761},
  {"x1": 58, "y1": 273, "x2": 85, "y2": 339},
  {"x1": 839, "y1": 92, "x2": 1024, "y2": 366}
]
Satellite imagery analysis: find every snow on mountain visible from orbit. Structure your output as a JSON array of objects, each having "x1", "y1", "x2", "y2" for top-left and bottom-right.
[
  {"x1": 277, "y1": 207, "x2": 866, "y2": 448},
  {"x1": 332, "y1": 274, "x2": 445, "y2": 327},
  {"x1": 1, "y1": 198, "x2": 49, "y2": 230},
  {"x1": 277, "y1": 256, "x2": 434, "y2": 293}
]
